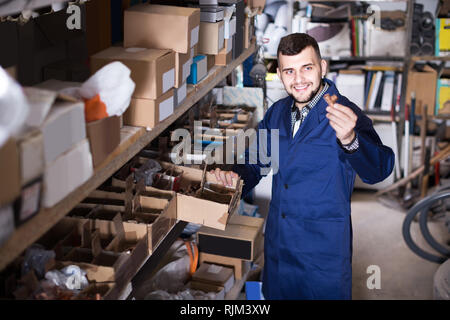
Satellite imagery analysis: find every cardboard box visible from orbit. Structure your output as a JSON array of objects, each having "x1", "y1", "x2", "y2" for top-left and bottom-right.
[
  {"x1": 199, "y1": 252, "x2": 251, "y2": 280},
  {"x1": 187, "y1": 55, "x2": 208, "y2": 85},
  {"x1": 192, "y1": 262, "x2": 235, "y2": 293},
  {"x1": 90, "y1": 47, "x2": 175, "y2": 100},
  {"x1": 175, "y1": 48, "x2": 194, "y2": 88},
  {"x1": 406, "y1": 65, "x2": 438, "y2": 116},
  {"x1": 40, "y1": 98, "x2": 86, "y2": 165},
  {"x1": 0, "y1": 139, "x2": 21, "y2": 207},
  {"x1": 189, "y1": 281, "x2": 225, "y2": 300},
  {"x1": 112, "y1": 158, "x2": 242, "y2": 230},
  {"x1": 197, "y1": 214, "x2": 264, "y2": 260},
  {"x1": 156, "y1": 160, "x2": 242, "y2": 230},
  {"x1": 124, "y1": 4, "x2": 200, "y2": 54},
  {"x1": 72, "y1": 189, "x2": 177, "y2": 254},
  {"x1": 215, "y1": 39, "x2": 233, "y2": 66},
  {"x1": 174, "y1": 81, "x2": 188, "y2": 108},
  {"x1": 198, "y1": 21, "x2": 225, "y2": 55},
  {"x1": 43, "y1": 139, "x2": 93, "y2": 208},
  {"x1": 124, "y1": 89, "x2": 175, "y2": 129},
  {"x1": 86, "y1": 116, "x2": 121, "y2": 168},
  {"x1": 207, "y1": 55, "x2": 216, "y2": 71}
]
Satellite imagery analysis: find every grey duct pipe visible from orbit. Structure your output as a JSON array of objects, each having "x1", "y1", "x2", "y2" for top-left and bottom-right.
[{"x1": 402, "y1": 190, "x2": 450, "y2": 263}]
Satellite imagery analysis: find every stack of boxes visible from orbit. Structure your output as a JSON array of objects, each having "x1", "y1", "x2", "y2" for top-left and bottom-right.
[{"x1": 121, "y1": 4, "x2": 200, "y2": 128}]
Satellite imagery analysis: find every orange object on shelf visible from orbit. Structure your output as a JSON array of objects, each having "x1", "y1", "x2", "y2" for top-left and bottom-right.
[{"x1": 84, "y1": 94, "x2": 108, "y2": 122}]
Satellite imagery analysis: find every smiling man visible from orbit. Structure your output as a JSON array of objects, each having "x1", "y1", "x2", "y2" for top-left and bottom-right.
[{"x1": 212, "y1": 33, "x2": 394, "y2": 299}]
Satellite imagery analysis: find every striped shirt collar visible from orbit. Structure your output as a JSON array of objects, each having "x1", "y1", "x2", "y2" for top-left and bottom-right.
[{"x1": 291, "y1": 81, "x2": 329, "y2": 131}]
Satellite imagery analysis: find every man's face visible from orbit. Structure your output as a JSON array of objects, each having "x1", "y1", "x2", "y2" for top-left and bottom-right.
[{"x1": 277, "y1": 46, "x2": 327, "y2": 107}]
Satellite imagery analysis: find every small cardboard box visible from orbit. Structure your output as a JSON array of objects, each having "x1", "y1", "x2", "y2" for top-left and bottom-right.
[
  {"x1": 90, "y1": 47, "x2": 176, "y2": 100},
  {"x1": 111, "y1": 158, "x2": 242, "y2": 230},
  {"x1": 192, "y1": 262, "x2": 235, "y2": 294},
  {"x1": 15, "y1": 179, "x2": 42, "y2": 226},
  {"x1": 207, "y1": 54, "x2": 216, "y2": 72},
  {"x1": 86, "y1": 116, "x2": 121, "y2": 168},
  {"x1": 187, "y1": 55, "x2": 208, "y2": 85},
  {"x1": 155, "y1": 160, "x2": 242, "y2": 230},
  {"x1": 406, "y1": 65, "x2": 438, "y2": 116},
  {"x1": 73, "y1": 187, "x2": 177, "y2": 254},
  {"x1": 42, "y1": 139, "x2": 93, "y2": 208},
  {"x1": 0, "y1": 138, "x2": 21, "y2": 207},
  {"x1": 198, "y1": 20, "x2": 225, "y2": 55},
  {"x1": 124, "y1": 4, "x2": 200, "y2": 54},
  {"x1": 197, "y1": 214, "x2": 264, "y2": 261},
  {"x1": 199, "y1": 252, "x2": 251, "y2": 280},
  {"x1": 124, "y1": 89, "x2": 174, "y2": 129},
  {"x1": 175, "y1": 47, "x2": 194, "y2": 88},
  {"x1": 189, "y1": 281, "x2": 225, "y2": 300}
]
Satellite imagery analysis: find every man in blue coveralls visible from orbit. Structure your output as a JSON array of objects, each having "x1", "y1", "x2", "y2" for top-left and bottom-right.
[{"x1": 212, "y1": 33, "x2": 394, "y2": 299}]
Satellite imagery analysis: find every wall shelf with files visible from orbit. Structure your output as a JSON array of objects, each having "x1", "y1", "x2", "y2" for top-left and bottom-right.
[{"x1": 0, "y1": 41, "x2": 257, "y2": 274}]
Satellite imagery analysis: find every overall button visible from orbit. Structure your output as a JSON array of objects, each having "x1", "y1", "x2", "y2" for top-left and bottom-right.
[
  {"x1": 281, "y1": 213, "x2": 286, "y2": 219},
  {"x1": 284, "y1": 184, "x2": 288, "y2": 189}
]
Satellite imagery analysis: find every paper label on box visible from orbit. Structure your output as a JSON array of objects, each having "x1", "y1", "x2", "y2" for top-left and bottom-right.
[
  {"x1": 191, "y1": 47, "x2": 195, "y2": 59},
  {"x1": 159, "y1": 96, "x2": 174, "y2": 122},
  {"x1": 230, "y1": 18, "x2": 236, "y2": 36},
  {"x1": 191, "y1": 26, "x2": 200, "y2": 47},
  {"x1": 224, "y1": 20, "x2": 230, "y2": 39},
  {"x1": 218, "y1": 25, "x2": 225, "y2": 51},
  {"x1": 163, "y1": 69, "x2": 175, "y2": 93},
  {"x1": 198, "y1": 58, "x2": 208, "y2": 81},
  {"x1": 207, "y1": 264, "x2": 223, "y2": 274},
  {"x1": 182, "y1": 59, "x2": 193, "y2": 81}
]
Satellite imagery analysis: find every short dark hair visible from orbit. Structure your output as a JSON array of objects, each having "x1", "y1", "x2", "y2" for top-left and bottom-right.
[{"x1": 277, "y1": 33, "x2": 321, "y2": 60}]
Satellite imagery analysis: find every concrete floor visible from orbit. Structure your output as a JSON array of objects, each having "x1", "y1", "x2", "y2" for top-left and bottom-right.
[{"x1": 351, "y1": 189, "x2": 449, "y2": 300}]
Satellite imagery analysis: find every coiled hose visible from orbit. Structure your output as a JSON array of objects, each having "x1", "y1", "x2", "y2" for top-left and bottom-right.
[{"x1": 402, "y1": 190, "x2": 450, "y2": 263}]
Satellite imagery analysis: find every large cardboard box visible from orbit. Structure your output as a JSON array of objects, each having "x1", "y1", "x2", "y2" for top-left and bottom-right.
[
  {"x1": 124, "y1": 4, "x2": 200, "y2": 54},
  {"x1": 406, "y1": 65, "x2": 438, "y2": 116},
  {"x1": 43, "y1": 139, "x2": 93, "y2": 208},
  {"x1": 86, "y1": 116, "x2": 121, "y2": 168},
  {"x1": 198, "y1": 21, "x2": 225, "y2": 55},
  {"x1": 192, "y1": 262, "x2": 235, "y2": 294},
  {"x1": 90, "y1": 47, "x2": 175, "y2": 100},
  {"x1": 197, "y1": 214, "x2": 264, "y2": 260},
  {"x1": 0, "y1": 139, "x2": 21, "y2": 207},
  {"x1": 124, "y1": 89, "x2": 175, "y2": 129},
  {"x1": 40, "y1": 99, "x2": 86, "y2": 165}
]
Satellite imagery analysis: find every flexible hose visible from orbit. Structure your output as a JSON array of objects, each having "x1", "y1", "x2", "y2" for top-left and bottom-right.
[{"x1": 402, "y1": 191, "x2": 450, "y2": 263}]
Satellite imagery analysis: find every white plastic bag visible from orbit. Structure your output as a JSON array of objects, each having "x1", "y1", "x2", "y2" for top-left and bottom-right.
[
  {"x1": 78, "y1": 61, "x2": 135, "y2": 117},
  {"x1": 0, "y1": 67, "x2": 29, "y2": 147}
]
